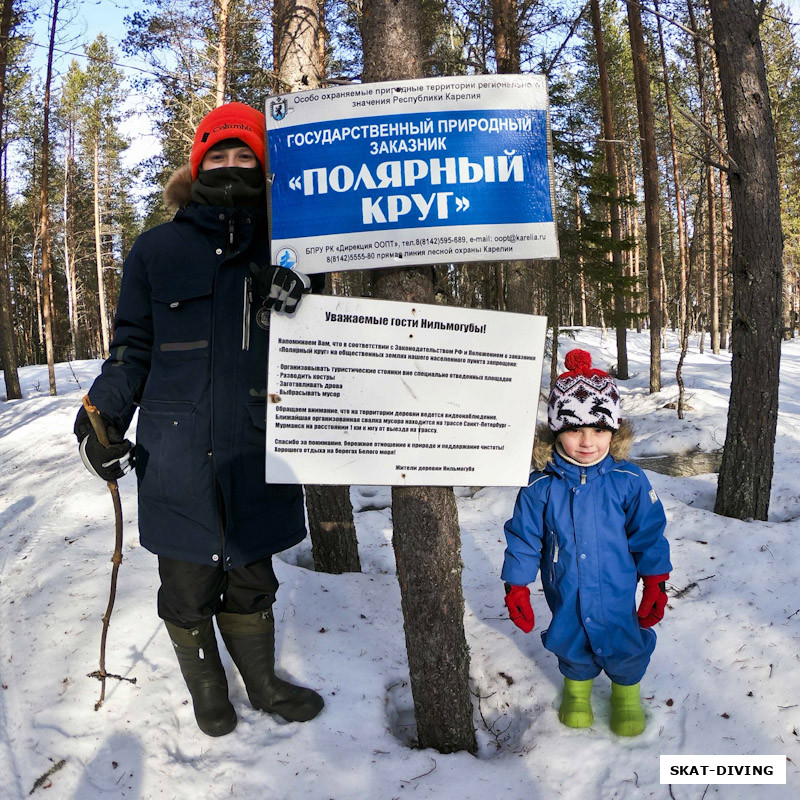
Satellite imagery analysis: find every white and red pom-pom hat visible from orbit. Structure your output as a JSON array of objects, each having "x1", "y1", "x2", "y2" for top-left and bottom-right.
[{"x1": 547, "y1": 349, "x2": 621, "y2": 433}]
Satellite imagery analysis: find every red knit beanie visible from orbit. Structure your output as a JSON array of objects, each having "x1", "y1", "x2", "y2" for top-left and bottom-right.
[
  {"x1": 190, "y1": 102, "x2": 266, "y2": 179},
  {"x1": 547, "y1": 349, "x2": 621, "y2": 432}
]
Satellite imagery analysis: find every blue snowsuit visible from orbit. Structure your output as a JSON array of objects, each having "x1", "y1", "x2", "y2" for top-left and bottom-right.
[{"x1": 502, "y1": 450, "x2": 671, "y2": 684}]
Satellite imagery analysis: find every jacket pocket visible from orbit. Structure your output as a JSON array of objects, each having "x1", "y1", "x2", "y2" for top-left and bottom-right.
[
  {"x1": 246, "y1": 400, "x2": 266, "y2": 432},
  {"x1": 152, "y1": 273, "x2": 213, "y2": 362},
  {"x1": 242, "y1": 399, "x2": 294, "y2": 497},
  {"x1": 136, "y1": 400, "x2": 196, "y2": 505}
]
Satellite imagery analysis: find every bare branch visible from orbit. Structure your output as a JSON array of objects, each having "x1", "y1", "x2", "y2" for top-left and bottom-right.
[
  {"x1": 619, "y1": 0, "x2": 716, "y2": 50},
  {"x1": 544, "y1": 2, "x2": 591, "y2": 76},
  {"x1": 674, "y1": 103, "x2": 740, "y2": 174}
]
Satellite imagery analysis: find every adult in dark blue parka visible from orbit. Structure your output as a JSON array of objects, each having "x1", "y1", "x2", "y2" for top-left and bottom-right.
[{"x1": 74, "y1": 103, "x2": 325, "y2": 737}]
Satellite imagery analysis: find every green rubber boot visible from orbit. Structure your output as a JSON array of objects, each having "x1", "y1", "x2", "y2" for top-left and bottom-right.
[
  {"x1": 164, "y1": 619, "x2": 237, "y2": 737},
  {"x1": 217, "y1": 609, "x2": 324, "y2": 723},
  {"x1": 558, "y1": 678, "x2": 594, "y2": 728},
  {"x1": 610, "y1": 682, "x2": 646, "y2": 736}
]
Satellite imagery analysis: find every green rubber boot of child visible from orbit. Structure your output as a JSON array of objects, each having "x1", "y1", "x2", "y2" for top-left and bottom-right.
[
  {"x1": 558, "y1": 678, "x2": 594, "y2": 728},
  {"x1": 610, "y1": 682, "x2": 646, "y2": 736}
]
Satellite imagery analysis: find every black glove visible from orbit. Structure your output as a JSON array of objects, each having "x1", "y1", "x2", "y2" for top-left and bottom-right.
[
  {"x1": 250, "y1": 263, "x2": 312, "y2": 314},
  {"x1": 74, "y1": 406, "x2": 135, "y2": 481}
]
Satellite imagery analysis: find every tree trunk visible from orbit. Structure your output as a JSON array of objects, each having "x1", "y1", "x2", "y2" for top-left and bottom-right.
[
  {"x1": 709, "y1": 0, "x2": 783, "y2": 521},
  {"x1": 490, "y1": 0, "x2": 519, "y2": 74},
  {"x1": 550, "y1": 260, "x2": 560, "y2": 385},
  {"x1": 305, "y1": 485, "x2": 360, "y2": 573},
  {"x1": 93, "y1": 137, "x2": 110, "y2": 358},
  {"x1": 490, "y1": 0, "x2": 529, "y2": 317},
  {"x1": 708, "y1": 2, "x2": 731, "y2": 351},
  {"x1": 575, "y1": 187, "x2": 587, "y2": 327},
  {"x1": 626, "y1": 0, "x2": 662, "y2": 392},
  {"x1": 504, "y1": 261, "x2": 536, "y2": 314},
  {"x1": 622, "y1": 120, "x2": 642, "y2": 331},
  {"x1": 39, "y1": 0, "x2": 59, "y2": 394},
  {"x1": 214, "y1": 0, "x2": 230, "y2": 106},
  {"x1": 655, "y1": 0, "x2": 690, "y2": 412},
  {"x1": 590, "y1": 0, "x2": 628, "y2": 379},
  {"x1": 274, "y1": 0, "x2": 324, "y2": 92},
  {"x1": 273, "y1": 0, "x2": 359, "y2": 573},
  {"x1": 0, "y1": 0, "x2": 21, "y2": 399},
  {"x1": 362, "y1": 0, "x2": 476, "y2": 754},
  {"x1": 687, "y1": 0, "x2": 719, "y2": 354},
  {"x1": 63, "y1": 126, "x2": 81, "y2": 360}
]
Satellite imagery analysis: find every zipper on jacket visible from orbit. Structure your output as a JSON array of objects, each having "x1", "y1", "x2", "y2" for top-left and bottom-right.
[
  {"x1": 228, "y1": 218, "x2": 235, "y2": 246},
  {"x1": 549, "y1": 534, "x2": 558, "y2": 581},
  {"x1": 580, "y1": 468, "x2": 587, "y2": 485},
  {"x1": 242, "y1": 276, "x2": 252, "y2": 350}
]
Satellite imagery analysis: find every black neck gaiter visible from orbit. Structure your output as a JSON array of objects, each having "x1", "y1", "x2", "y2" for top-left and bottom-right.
[{"x1": 191, "y1": 166, "x2": 266, "y2": 208}]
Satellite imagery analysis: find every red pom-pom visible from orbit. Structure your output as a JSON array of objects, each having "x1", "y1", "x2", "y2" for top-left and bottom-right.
[{"x1": 564, "y1": 349, "x2": 592, "y2": 373}]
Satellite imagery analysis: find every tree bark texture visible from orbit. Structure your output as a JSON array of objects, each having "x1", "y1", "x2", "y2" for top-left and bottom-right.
[
  {"x1": 626, "y1": 1, "x2": 663, "y2": 392},
  {"x1": 274, "y1": 0, "x2": 324, "y2": 91},
  {"x1": 361, "y1": 0, "x2": 424, "y2": 83},
  {"x1": 0, "y1": 0, "x2": 21, "y2": 399},
  {"x1": 490, "y1": 0, "x2": 520, "y2": 74},
  {"x1": 305, "y1": 485, "x2": 361, "y2": 573},
  {"x1": 369, "y1": 265, "x2": 476, "y2": 754},
  {"x1": 362, "y1": 0, "x2": 476, "y2": 753},
  {"x1": 709, "y1": 0, "x2": 783, "y2": 521},
  {"x1": 391, "y1": 482, "x2": 475, "y2": 753}
]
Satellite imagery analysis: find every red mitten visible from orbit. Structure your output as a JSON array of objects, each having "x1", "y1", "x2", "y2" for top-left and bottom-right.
[
  {"x1": 637, "y1": 573, "x2": 669, "y2": 628},
  {"x1": 504, "y1": 584, "x2": 535, "y2": 633}
]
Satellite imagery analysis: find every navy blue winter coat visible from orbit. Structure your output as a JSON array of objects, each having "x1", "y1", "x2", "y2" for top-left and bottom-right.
[
  {"x1": 86, "y1": 200, "x2": 306, "y2": 569},
  {"x1": 502, "y1": 449, "x2": 671, "y2": 676}
]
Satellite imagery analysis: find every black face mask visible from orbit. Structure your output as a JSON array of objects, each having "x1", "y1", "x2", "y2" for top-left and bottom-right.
[{"x1": 191, "y1": 166, "x2": 265, "y2": 208}]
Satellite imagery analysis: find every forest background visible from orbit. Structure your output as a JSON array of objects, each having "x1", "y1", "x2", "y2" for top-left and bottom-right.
[
  {"x1": 3, "y1": 0, "x2": 799, "y2": 390},
  {"x1": 1, "y1": 0, "x2": 799, "y2": 757}
]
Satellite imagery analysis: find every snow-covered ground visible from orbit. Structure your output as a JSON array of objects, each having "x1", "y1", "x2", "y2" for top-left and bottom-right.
[{"x1": 0, "y1": 328, "x2": 797, "y2": 799}]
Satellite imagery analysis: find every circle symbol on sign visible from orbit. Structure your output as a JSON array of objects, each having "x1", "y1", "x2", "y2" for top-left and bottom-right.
[{"x1": 277, "y1": 247, "x2": 298, "y2": 270}]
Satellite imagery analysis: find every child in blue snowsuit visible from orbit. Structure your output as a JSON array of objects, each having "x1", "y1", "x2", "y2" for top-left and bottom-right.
[{"x1": 502, "y1": 349, "x2": 671, "y2": 736}]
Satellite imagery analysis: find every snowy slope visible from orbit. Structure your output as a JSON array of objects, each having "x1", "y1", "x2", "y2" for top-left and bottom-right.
[{"x1": 0, "y1": 329, "x2": 798, "y2": 799}]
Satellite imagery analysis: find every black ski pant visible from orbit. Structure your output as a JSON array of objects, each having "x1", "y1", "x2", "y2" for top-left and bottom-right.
[{"x1": 157, "y1": 555, "x2": 279, "y2": 628}]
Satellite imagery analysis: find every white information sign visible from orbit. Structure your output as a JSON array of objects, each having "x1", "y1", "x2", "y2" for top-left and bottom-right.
[
  {"x1": 265, "y1": 74, "x2": 559, "y2": 274},
  {"x1": 266, "y1": 295, "x2": 547, "y2": 486}
]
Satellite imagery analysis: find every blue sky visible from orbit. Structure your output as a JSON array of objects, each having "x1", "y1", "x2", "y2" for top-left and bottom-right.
[{"x1": 28, "y1": 0, "x2": 160, "y2": 176}]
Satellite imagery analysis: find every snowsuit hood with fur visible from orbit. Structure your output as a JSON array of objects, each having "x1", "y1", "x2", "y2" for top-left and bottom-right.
[{"x1": 85, "y1": 169, "x2": 305, "y2": 568}]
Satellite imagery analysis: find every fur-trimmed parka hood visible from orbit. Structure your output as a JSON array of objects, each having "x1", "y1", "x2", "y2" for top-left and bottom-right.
[
  {"x1": 531, "y1": 419, "x2": 634, "y2": 472},
  {"x1": 163, "y1": 164, "x2": 193, "y2": 210}
]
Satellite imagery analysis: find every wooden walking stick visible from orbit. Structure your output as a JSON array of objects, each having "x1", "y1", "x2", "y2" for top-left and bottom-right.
[{"x1": 82, "y1": 395, "x2": 136, "y2": 710}]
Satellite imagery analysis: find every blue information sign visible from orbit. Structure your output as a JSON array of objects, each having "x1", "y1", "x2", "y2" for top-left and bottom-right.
[{"x1": 265, "y1": 75, "x2": 559, "y2": 273}]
